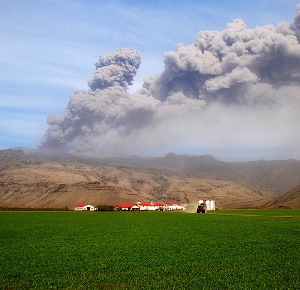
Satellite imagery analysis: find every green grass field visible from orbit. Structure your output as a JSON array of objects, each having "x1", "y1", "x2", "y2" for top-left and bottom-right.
[{"x1": 0, "y1": 210, "x2": 299, "y2": 289}]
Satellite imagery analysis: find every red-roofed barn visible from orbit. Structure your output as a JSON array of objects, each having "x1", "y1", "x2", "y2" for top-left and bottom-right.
[{"x1": 74, "y1": 204, "x2": 95, "y2": 211}]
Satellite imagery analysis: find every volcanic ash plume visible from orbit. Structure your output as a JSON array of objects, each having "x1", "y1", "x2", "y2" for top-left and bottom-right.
[
  {"x1": 40, "y1": 7, "x2": 300, "y2": 158},
  {"x1": 40, "y1": 48, "x2": 157, "y2": 148}
]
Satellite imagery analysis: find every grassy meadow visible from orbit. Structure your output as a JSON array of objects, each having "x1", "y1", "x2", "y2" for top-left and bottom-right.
[{"x1": 0, "y1": 210, "x2": 299, "y2": 289}]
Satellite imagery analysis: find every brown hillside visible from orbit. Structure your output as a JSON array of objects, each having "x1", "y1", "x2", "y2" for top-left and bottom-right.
[
  {"x1": 2, "y1": 149, "x2": 300, "y2": 209},
  {"x1": 263, "y1": 185, "x2": 300, "y2": 209},
  {"x1": 24, "y1": 149, "x2": 300, "y2": 196},
  {"x1": 0, "y1": 155, "x2": 271, "y2": 209}
]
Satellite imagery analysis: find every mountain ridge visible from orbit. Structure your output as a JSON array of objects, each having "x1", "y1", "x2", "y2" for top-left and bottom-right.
[{"x1": 1, "y1": 149, "x2": 300, "y2": 209}]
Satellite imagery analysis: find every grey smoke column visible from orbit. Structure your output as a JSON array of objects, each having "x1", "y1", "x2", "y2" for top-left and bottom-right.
[
  {"x1": 88, "y1": 48, "x2": 141, "y2": 90},
  {"x1": 40, "y1": 48, "x2": 142, "y2": 148}
]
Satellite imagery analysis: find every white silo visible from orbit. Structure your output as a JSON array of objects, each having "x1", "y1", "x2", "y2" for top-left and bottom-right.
[
  {"x1": 211, "y1": 200, "x2": 215, "y2": 210},
  {"x1": 206, "y1": 200, "x2": 211, "y2": 210}
]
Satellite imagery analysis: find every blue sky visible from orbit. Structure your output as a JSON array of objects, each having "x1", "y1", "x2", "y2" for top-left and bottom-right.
[{"x1": 1, "y1": 0, "x2": 299, "y2": 159}]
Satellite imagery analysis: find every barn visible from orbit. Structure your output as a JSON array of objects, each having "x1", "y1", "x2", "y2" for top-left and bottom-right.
[
  {"x1": 116, "y1": 202, "x2": 165, "y2": 211},
  {"x1": 116, "y1": 201, "x2": 185, "y2": 211},
  {"x1": 74, "y1": 204, "x2": 95, "y2": 211}
]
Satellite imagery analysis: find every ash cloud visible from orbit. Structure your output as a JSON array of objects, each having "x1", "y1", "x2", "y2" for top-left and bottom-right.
[
  {"x1": 40, "y1": 7, "x2": 300, "y2": 160},
  {"x1": 40, "y1": 48, "x2": 157, "y2": 148}
]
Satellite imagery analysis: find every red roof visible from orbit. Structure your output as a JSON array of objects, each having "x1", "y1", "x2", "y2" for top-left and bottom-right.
[
  {"x1": 75, "y1": 203, "x2": 89, "y2": 208},
  {"x1": 139, "y1": 203, "x2": 152, "y2": 206}
]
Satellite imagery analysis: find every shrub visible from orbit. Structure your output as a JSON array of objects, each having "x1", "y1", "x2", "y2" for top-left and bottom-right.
[{"x1": 96, "y1": 204, "x2": 115, "y2": 211}]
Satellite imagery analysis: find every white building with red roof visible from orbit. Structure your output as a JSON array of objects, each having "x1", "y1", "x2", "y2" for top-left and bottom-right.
[
  {"x1": 74, "y1": 204, "x2": 95, "y2": 211},
  {"x1": 116, "y1": 202, "x2": 182, "y2": 211},
  {"x1": 164, "y1": 202, "x2": 184, "y2": 211}
]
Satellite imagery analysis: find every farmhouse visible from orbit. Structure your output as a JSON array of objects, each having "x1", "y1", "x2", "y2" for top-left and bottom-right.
[
  {"x1": 138, "y1": 202, "x2": 164, "y2": 211},
  {"x1": 74, "y1": 204, "x2": 95, "y2": 211},
  {"x1": 116, "y1": 202, "x2": 182, "y2": 211},
  {"x1": 164, "y1": 202, "x2": 185, "y2": 211}
]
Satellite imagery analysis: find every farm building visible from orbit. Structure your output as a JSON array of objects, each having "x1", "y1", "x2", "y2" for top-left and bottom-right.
[
  {"x1": 116, "y1": 202, "x2": 182, "y2": 211},
  {"x1": 164, "y1": 202, "x2": 185, "y2": 211},
  {"x1": 74, "y1": 204, "x2": 95, "y2": 211},
  {"x1": 138, "y1": 202, "x2": 164, "y2": 211}
]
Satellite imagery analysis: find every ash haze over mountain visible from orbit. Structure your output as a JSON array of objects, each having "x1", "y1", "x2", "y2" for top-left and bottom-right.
[{"x1": 40, "y1": 4, "x2": 300, "y2": 161}]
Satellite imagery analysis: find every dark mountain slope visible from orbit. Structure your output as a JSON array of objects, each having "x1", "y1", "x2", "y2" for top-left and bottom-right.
[{"x1": 263, "y1": 184, "x2": 300, "y2": 209}]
